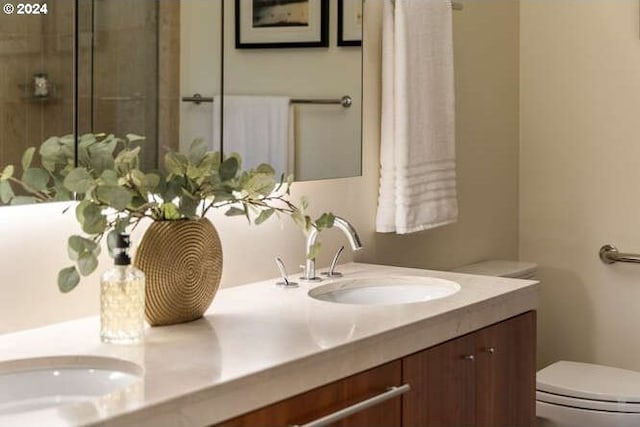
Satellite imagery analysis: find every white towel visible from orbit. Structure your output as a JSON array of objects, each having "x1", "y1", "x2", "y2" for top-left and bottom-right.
[
  {"x1": 212, "y1": 95, "x2": 293, "y2": 176},
  {"x1": 376, "y1": 0, "x2": 457, "y2": 234}
]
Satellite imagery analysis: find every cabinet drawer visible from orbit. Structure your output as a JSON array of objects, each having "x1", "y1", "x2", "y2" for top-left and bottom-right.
[{"x1": 216, "y1": 360, "x2": 403, "y2": 427}]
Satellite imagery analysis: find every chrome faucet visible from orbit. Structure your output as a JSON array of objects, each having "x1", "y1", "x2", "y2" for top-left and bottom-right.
[{"x1": 301, "y1": 216, "x2": 363, "y2": 281}]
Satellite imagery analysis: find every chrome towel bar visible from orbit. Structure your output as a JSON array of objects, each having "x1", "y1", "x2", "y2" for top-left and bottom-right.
[
  {"x1": 599, "y1": 244, "x2": 640, "y2": 264},
  {"x1": 181, "y1": 94, "x2": 352, "y2": 108}
]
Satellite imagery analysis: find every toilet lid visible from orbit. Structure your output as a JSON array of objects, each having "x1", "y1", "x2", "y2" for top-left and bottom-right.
[{"x1": 537, "y1": 361, "x2": 640, "y2": 403}]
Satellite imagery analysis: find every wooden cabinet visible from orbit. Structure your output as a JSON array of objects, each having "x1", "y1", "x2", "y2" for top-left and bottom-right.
[
  {"x1": 218, "y1": 361, "x2": 403, "y2": 427},
  {"x1": 402, "y1": 311, "x2": 536, "y2": 427},
  {"x1": 217, "y1": 311, "x2": 535, "y2": 427}
]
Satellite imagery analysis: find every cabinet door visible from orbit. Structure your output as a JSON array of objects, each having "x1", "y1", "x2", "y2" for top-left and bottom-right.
[
  {"x1": 402, "y1": 333, "x2": 476, "y2": 427},
  {"x1": 475, "y1": 311, "x2": 536, "y2": 427},
  {"x1": 217, "y1": 360, "x2": 402, "y2": 427}
]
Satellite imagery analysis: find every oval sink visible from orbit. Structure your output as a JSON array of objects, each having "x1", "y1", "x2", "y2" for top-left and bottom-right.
[
  {"x1": 308, "y1": 275, "x2": 461, "y2": 305},
  {"x1": 0, "y1": 356, "x2": 143, "y2": 415}
]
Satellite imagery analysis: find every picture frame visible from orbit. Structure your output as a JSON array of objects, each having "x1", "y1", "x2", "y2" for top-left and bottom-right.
[
  {"x1": 337, "y1": 0, "x2": 362, "y2": 47},
  {"x1": 235, "y1": 0, "x2": 329, "y2": 49}
]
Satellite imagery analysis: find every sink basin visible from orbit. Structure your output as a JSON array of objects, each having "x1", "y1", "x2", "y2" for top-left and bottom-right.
[
  {"x1": 308, "y1": 275, "x2": 461, "y2": 305},
  {"x1": 0, "y1": 356, "x2": 143, "y2": 415}
]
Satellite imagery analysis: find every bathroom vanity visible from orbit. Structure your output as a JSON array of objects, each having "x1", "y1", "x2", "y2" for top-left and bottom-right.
[{"x1": 0, "y1": 263, "x2": 538, "y2": 427}]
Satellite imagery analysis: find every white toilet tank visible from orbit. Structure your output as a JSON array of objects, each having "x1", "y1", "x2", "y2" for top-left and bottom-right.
[{"x1": 452, "y1": 259, "x2": 538, "y2": 279}]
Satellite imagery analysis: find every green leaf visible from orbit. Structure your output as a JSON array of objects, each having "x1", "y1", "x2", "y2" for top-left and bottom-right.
[
  {"x1": 11, "y1": 196, "x2": 38, "y2": 205},
  {"x1": 126, "y1": 133, "x2": 146, "y2": 142},
  {"x1": 245, "y1": 173, "x2": 276, "y2": 197},
  {"x1": 179, "y1": 195, "x2": 198, "y2": 218},
  {"x1": 164, "y1": 152, "x2": 187, "y2": 175},
  {"x1": 0, "y1": 165, "x2": 14, "y2": 181},
  {"x1": 255, "y1": 163, "x2": 275, "y2": 176},
  {"x1": 225, "y1": 206, "x2": 246, "y2": 217},
  {"x1": 100, "y1": 170, "x2": 119, "y2": 186},
  {"x1": 21, "y1": 147, "x2": 35, "y2": 171},
  {"x1": 58, "y1": 266, "x2": 80, "y2": 293},
  {"x1": 88, "y1": 138, "x2": 117, "y2": 174},
  {"x1": 114, "y1": 146, "x2": 141, "y2": 173},
  {"x1": 96, "y1": 185, "x2": 133, "y2": 211},
  {"x1": 64, "y1": 168, "x2": 93, "y2": 193},
  {"x1": 291, "y1": 210, "x2": 306, "y2": 229},
  {"x1": 307, "y1": 242, "x2": 322, "y2": 260},
  {"x1": 144, "y1": 173, "x2": 160, "y2": 191},
  {"x1": 300, "y1": 196, "x2": 310, "y2": 211},
  {"x1": 315, "y1": 212, "x2": 335, "y2": 230},
  {"x1": 52, "y1": 178, "x2": 71, "y2": 201},
  {"x1": 188, "y1": 138, "x2": 207, "y2": 165},
  {"x1": 159, "y1": 202, "x2": 181, "y2": 220},
  {"x1": 77, "y1": 252, "x2": 98, "y2": 276},
  {"x1": 219, "y1": 157, "x2": 239, "y2": 181},
  {"x1": 130, "y1": 169, "x2": 145, "y2": 188},
  {"x1": 67, "y1": 235, "x2": 99, "y2": 261},
  {"x1": 22, "y1": 168, "x2": 50, "y2": 192},
  {"x1": 254, "y1": 208, "x2": 275, "y2": 225},
  {"x1": 78, "y1": 202, "x2": 107, "y2": 234},
  {"x1": 39, "y1": 137, "x2": 61, "y2": 157},
  {"x1": 0, "y1": 181, "x2": 14, "y2": 203}
]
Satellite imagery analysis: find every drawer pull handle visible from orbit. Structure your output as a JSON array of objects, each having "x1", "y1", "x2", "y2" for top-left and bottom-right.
[
  {"x1": 485, "y1": 347, "x2": 496, "y2": 354},
  {"x1": 463, "y1": 354, "x2": 475, "y2": 361},
  {"x1": 294, "y1": 384, "x2": 411, "y2": 427}
]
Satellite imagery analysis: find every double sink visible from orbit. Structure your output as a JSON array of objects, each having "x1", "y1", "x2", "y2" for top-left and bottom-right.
[{"x1": 1, "y1": 274, "x2": 461, "y2": 417}]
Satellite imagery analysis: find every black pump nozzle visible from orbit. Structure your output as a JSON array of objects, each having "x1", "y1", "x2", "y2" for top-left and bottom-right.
[{"x1": 114, "y1": 233, "x2": 131, "y2": 266}]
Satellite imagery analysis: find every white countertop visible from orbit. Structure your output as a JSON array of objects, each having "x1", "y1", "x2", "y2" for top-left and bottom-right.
[{"x1": 0, "y1": 262, "x2": 539, "y2": 427}]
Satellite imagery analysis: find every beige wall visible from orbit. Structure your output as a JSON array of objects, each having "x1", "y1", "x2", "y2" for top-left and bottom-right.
[
  {"x1": 520, "y1": 0, "x2": 640, "y2": 371},
  {"x1": 0, "y1": 1, "x2": 520, "y2": 335}
]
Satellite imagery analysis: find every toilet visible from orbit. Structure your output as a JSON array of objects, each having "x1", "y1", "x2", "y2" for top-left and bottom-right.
[{"x1": 454, "y1": 260, "x2": 640, "y2": 426}]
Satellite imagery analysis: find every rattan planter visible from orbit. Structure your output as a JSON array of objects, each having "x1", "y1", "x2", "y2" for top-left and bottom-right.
[{"x1": 134, "y1": 218, "x2": 223, "y2": 326}]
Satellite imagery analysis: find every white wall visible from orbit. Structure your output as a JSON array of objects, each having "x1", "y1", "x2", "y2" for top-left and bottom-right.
[
  {"x1": 520, "y1": 0, "x2": 640, "y2": 370},
  {"x1": 0, "y1": 1, "x2": 521, "y2": 335}
]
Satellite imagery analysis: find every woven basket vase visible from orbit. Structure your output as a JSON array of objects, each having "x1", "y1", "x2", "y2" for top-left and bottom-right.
[{"x1": 134, "y1": 218, "x2": 223, "y2": 326}]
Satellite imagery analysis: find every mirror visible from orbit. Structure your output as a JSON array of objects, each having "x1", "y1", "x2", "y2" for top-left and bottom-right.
[
  {"x1": 0, "y1": 0, "x2": 76, "y2": 203},
  {"x1": 0, "y1": 0, "x2": 362, "y2": 208},
  {"x1": 185, "y1": 0, "x2": 363, "y2": 181},
  {"x1": 78, "y1": 0, "x2": 180, "y2": 169}
]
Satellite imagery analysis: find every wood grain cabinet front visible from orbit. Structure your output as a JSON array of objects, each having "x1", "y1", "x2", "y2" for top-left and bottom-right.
[
  {"x1": 216, "y1": 311, "x2": 536, "y2": 427},
  {"x1": 402, "y1": 311, "x2": 536, "y2": 427},
  {"x1": 217, "y1": 360, "x2": 404, "y2": 427}
]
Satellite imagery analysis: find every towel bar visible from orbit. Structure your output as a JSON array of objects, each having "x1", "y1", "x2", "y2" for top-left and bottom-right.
[
  {"x1": 181, "y1": 94, "x2": 352, "y2": 108},
  {"x1": 599, "y1": 244, "x2": 640, "y2": 264}
]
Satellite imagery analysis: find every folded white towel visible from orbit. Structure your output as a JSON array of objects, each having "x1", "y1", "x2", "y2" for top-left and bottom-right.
[
  {"x1": 376, "y1": 0, "x2": 458, "y2": 234},
  {"x1": 212, "y1": 95, "x2": 293, "y2": 176}
]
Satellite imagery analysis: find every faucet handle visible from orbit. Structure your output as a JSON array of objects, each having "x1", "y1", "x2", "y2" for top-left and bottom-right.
[
  {"x1": 275, "y1": 257, "x2": 298, "y2": 288},
  {"x1": 322, "y1": 246, "x2": 344, "y2": 278}
]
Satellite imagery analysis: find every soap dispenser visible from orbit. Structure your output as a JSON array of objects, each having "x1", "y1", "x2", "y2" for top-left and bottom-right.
[{"x1": 100, "y1": 233, "x2": 145, "y2": 344}]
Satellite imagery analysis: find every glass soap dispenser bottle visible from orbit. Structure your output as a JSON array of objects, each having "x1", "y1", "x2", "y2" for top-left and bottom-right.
[{"x1": 100, "y1": 233, "x2": 145, "y2": 344}]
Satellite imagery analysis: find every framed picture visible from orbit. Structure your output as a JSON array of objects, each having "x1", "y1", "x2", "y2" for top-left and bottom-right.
[
  {"x1": 337, "y1": 0, "x2": 362, "y2": 47},
  {"x1": 235, "y1": 0, "x2": 329, "y2": 49}
]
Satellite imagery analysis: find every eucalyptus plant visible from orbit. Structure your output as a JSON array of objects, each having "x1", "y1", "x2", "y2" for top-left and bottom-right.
[{"x1": 0, "y1": 133, "x2": 334, "y2": 292}]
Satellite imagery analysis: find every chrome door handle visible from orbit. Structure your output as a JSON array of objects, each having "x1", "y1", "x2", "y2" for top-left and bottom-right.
[{"x1": 293, "y1": 384, "x2": 411, "y2": 427}]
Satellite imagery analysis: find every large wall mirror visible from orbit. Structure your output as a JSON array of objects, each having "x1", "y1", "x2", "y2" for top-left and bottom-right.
[{"x1": 0, "y1": 0, "x2": 362, "y2": 207}]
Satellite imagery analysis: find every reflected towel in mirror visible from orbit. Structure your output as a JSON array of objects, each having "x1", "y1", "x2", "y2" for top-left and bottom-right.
[{"x1": 212, "y1": 95, "x2": 293, "y2": 177}]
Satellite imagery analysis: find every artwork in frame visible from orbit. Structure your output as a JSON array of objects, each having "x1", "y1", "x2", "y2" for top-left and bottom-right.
[
  {"x1": 337, "y1": 0, "x2": 362, "y2": 47},
  {"x1": 235, "y1": 0, "x2": 329, "y2": 49}
]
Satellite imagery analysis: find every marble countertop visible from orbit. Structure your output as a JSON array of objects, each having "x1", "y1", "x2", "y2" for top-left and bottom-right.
[{"x1": 0, "y1": 262, "x2": 539, "y2": 427}]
